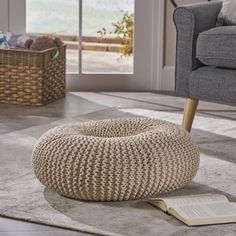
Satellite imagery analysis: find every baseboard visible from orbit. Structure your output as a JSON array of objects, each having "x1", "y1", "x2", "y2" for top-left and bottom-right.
[
  {"x1": 66, "y1": 66, "x2": 176, "y2": 92},
  {"x1": 161, "y1": 66, "x2": 175, "y2": 91}
]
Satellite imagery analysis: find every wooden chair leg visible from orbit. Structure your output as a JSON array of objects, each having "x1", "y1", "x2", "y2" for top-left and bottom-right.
[{"x1": 182, "y1": 98, "x2": 199, "y2": 132}]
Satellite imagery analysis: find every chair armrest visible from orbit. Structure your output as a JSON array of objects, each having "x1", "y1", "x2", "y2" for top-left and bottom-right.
[{"x1": 173, "y1": 1, "x2": 222, "y2": 97}]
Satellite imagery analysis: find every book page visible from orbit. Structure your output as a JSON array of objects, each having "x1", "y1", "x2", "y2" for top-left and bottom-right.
[
  {"x1": 159, "y1": 194, "x2": 228, "y2": 209},
  {"x1": 231, "y1": 202, "x2": 236, "y2": 210},
  {"x1": 172, "y1": 202, "x2": 236, "y2": 220}
]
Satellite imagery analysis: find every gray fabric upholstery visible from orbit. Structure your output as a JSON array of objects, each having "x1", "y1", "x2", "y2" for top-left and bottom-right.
[
  {"x1": 189, "y1": 66, "x2": 236, "y2": 103},
  {"x1": 174, "y1": 1, "x2": 222, "y2": 97},
  {"x1": 196, "y1": 26, "x2": 236, "y2": 69}
]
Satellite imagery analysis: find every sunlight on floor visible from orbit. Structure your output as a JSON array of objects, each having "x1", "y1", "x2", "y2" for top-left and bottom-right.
[{"x1": 119, "y1": 108, "x2": 236, "y2": 139}]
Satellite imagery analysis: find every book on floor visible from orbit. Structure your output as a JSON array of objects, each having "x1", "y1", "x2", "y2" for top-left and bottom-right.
[{"x1": 149, "y1": 194, "x2": 236, "y2": 226}]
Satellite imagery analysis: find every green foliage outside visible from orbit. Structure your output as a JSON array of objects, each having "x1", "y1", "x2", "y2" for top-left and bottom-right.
[{"x1": 98, "y1": 11, "x2": 134, "y2": 57}]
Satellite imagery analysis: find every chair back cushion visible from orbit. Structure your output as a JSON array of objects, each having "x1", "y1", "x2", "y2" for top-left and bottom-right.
[{"x1": 218, "y1": 0, "x2": 236, "y2": 25}]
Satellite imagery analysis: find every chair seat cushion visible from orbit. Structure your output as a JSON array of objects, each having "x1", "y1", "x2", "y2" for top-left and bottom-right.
[
  {"x1": 189, "y1": 66, "x2": 236, "y2": 103},
  {"x1": 196, "y1": 26, "x2": 236, "y2": 69}
]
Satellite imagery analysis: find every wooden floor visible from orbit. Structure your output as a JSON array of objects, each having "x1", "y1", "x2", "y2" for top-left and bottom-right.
[
  {"x1": 0, "y1": 92, "x2": 235, "y2": 235},
  {"x1": 0, "y1": 217, "x2": 90, "y2": 236}
]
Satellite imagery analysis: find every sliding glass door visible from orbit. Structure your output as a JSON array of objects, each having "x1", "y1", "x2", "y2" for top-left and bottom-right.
[
  {"x1": 7, "y1": 0, "x2": 162, "y2": 91},
  {"x1": 81, "y1": 0, "x2": 134, "y2": 74},
  {"x1": 26, "y1": 0, "x2": 134, "y2": 74},
  {"x1": 26, "y1": 0, "x2": 80, "y2": 73}
]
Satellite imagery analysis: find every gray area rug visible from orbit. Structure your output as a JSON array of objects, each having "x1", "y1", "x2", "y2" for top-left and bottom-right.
[{"x1": 0, "y1": 107, "x2": 236, "y2": 236}]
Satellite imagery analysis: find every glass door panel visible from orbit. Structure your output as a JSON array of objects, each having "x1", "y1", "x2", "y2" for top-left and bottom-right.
[
  {"x1": 26, "y1": 0, "x2": 79, "y2": 73},
  {"x1": 21, "y1": 0, "x2": 156, "y2": 90},
  {"x1": 26, "y1": 0, "x2": 135, "y2": 74},
  {"x1": 82, "y1": 0, "x2": 134, "y2": 74}
]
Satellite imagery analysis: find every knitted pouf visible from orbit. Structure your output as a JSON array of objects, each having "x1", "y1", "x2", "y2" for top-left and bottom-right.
[{"x1": 32, "y1": 118, "x2": 200, "y2": 201}]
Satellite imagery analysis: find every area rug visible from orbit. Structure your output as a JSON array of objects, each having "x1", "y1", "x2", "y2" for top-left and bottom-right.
[{"x1": 0, "y1": 107, "x2": 236, "y2": 236}]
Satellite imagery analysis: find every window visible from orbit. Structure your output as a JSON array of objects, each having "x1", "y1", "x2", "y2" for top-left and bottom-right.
[{"x1": 26, "y1": 0, "x2": 134, "y2": 74}]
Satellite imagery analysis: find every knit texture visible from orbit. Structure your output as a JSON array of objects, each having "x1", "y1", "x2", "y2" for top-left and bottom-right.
[{"x1": 32, "y1": 118, "x2": 200, "y2": 201}]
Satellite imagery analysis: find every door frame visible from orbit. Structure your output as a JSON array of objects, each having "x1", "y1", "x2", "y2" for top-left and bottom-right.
[
  {"x1": 0, "y1": 0, "x2": 166, "y2": 91},
  {"x1": 0, "y1": 0, "x2": 26, "y2": 33},
  {"x1": 0, "y1": 0, "x2": 9, "y2": 31}
]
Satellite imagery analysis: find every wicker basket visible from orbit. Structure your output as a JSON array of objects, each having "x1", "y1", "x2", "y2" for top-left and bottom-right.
[{"x1": 0, "y1": 45, "x2": 66, "y2": 106}]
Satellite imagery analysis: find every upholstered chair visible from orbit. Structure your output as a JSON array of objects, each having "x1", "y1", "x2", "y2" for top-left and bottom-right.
[{"x1": 174, "y1": 1, "x2": 236, "y2": 132}]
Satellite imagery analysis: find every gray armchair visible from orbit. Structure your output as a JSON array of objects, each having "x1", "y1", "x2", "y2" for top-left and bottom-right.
[{"x1": 174, "y1": 1, "x2": 236, "y2": 132}]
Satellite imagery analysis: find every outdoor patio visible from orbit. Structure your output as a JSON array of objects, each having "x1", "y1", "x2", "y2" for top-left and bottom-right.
[{"x1": 66, "y1": 49, "x2": 134, "y2": 74}]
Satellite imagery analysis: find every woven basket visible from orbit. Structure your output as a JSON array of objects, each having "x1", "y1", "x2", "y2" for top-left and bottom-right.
[{"x1": 0, "y1": 45, "x2": 66, "y2": 106}]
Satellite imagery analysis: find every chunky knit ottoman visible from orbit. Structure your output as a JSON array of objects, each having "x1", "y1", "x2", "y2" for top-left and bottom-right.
[{"x1": 32, "y1": 118, "x2": 199, "y2": 201}]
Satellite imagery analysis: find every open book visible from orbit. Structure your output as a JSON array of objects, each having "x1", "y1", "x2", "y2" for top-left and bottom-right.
[{"x1": 149, "y1": 194, "x2": 236, "y2": 226}]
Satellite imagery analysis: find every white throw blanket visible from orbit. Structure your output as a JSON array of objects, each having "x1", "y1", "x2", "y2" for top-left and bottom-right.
[{"x1": 218, "y1": 0, "x2": 236, "y2": 25}]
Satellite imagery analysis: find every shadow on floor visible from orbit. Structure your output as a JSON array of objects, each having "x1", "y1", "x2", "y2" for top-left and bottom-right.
[{"x1": 0, "y1": 93, "x2": 107, "y2": 135}]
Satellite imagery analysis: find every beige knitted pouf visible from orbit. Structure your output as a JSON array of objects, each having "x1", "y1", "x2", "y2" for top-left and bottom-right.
[{"x1": 32, "y1": 118, "x2": 200, "y2": 201}]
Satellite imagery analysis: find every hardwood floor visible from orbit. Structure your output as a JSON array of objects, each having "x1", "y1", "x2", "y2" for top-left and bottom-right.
[{"x1": 0, "y1": 217, "x2": 90, "y2": 236}]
